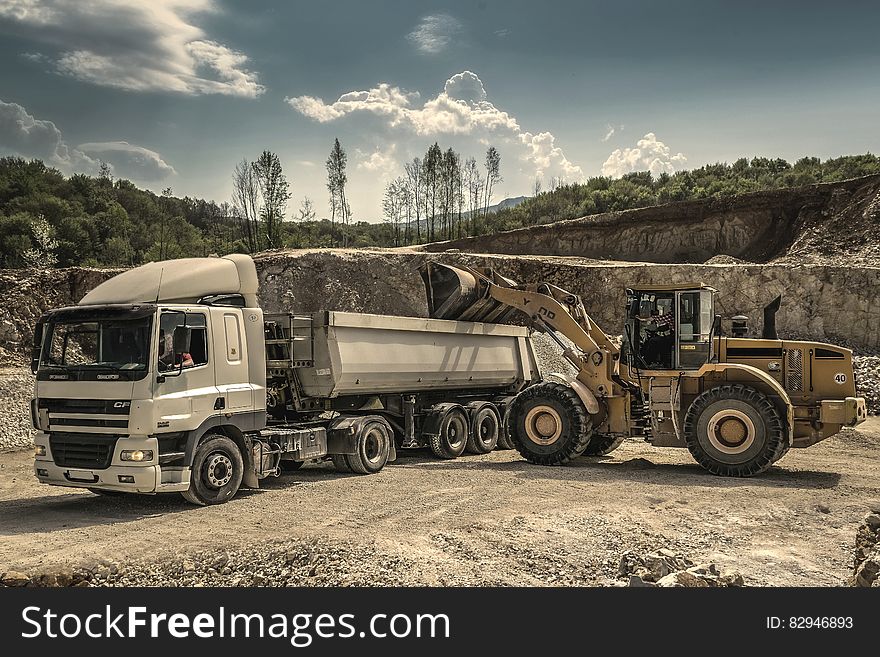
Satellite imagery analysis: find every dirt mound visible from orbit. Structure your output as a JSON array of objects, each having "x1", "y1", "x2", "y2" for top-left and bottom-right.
[{"x1": 420, "y1": 174, "x2": 880, "y2": 267}]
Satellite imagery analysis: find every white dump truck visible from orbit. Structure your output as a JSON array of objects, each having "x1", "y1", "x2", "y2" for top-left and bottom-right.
[{"x1": 31, "y1": 255, "x2": 539, "y2": 504}]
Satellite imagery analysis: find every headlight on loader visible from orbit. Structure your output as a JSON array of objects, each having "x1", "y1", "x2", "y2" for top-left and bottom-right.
[{"x1": 121, "y1": 449, "x2": 153, "y2": 462}]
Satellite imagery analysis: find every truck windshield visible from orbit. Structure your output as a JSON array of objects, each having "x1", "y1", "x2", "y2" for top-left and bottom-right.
[{"x1": 40, "y1": 316, "x2": 153, "y2": 371}]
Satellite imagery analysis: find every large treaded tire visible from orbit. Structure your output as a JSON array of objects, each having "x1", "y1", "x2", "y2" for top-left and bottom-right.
[
  {"x1": 508, "y1": 382, "x2": 593, "y2": 465},
  {"x1": 683, "y1": 384, "x2": 784, "y2": 477},
  {"x1": 181, "y1": 434, "x2": 243, "y2": 505},
  {"x1": 581, "y1": 433, "x2": 626, "y2": 457}
]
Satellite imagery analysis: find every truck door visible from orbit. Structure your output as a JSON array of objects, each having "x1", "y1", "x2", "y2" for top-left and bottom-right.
[
  {"x1": 210, "y1": 307, "x2": 253, "y2": 413},
  {"x1": 154, "y1": 310, "x2": 218, "y2": 432}
]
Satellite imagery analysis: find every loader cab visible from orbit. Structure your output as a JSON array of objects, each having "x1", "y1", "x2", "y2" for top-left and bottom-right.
[{"x1": 624, "y1": 284, "x2": 717, "y2": 370}]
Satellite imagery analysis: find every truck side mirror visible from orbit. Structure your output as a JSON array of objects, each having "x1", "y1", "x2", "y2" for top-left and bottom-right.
[
  {"x1": 173, "y1": 325, "x2": 192, "y2": 355},
  {"x1": 31, "y1": 322, "x2": 44, "y2": 374}
]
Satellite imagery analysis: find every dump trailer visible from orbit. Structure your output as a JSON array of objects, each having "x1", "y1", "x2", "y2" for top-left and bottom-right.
[
  {"x1": 422, "y1": 262, "x2": 868, "y2": 477},
  {"x1": 31, "y1": 255, "x2": 539, "y2": 505}
]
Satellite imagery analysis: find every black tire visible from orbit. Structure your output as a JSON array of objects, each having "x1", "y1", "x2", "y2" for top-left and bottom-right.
[
  {"x1": 508, "y1": 382, "x2": 593, "y2": 465},
  {"x1": 331, "y1": 454, "x2": 351, "y2": 473},
  {"x1": 581, "y1": 433, "x2": 626, "y2": 457},
  {"x1": 279, "y1": 459, "x2": 304, "y2": 472},
  {"x1": 181, "y1": 434, "x2": 244, "y2": 505},
  {"x1": 683, "y1": 384, "x2": 785, "y2": 477},
  {"x1": 496, "y1": 406, "x2": 516, "y2": 450},
  {"x1": 429, "y1": 407, "x2": 469, "y2": 459},
  {"x1": 345, "y1": 419, "x2": 391, "y2": 474},
  {"x1": 465, "y1": 403, "x2": 500, "y2": 454}
]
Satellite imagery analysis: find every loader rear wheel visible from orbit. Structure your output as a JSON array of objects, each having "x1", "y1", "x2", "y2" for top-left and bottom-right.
[
  {"x1": 508, "y1": 382, "x2": 592, "y2": 465},
  {"x1": 581, "y1": 433, "x2": 626, "y2": 457},
  {"x1": 345, "y1": 419, "x2": 391, "y2": 474},
  {"x1": 182, "y1": 434, "x2": 243, "y2": 505},
  {"x1": 683, "y1": 384, "x2": 784, "y2": 477},
  {"x1": 429, "y1": 407, "x2": 469, "y2": 459},
  {"x1": 465, "y1": 403, "x2": 501, "y2": 454}
]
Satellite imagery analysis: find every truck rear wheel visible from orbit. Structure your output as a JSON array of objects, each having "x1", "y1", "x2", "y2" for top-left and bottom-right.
[
  {"x1": 181, "y1": 434, "x2": 243, "y2": 505},
  {"x1": 683, "y1": 384, "x2": 784, "y2": 477},
  {"x1": 465, "y1": 402, "x2": 500, "y2": 454},
  {"x1": 345, "y1": 419, "x2": 391, "y2": 474},
  {"x1": 428, "y1": 406, "x2": 469, "y2": 459},
  {"x1": 508, "y1": 382, "x2": 592, "y2": 465}
]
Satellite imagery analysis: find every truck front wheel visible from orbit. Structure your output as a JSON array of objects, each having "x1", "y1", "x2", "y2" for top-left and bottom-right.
[
  {"x1": 508, "y1": 382, "x2": 592, "y2": 465},
  {"x1": 182, "y1": 434, "x2": 244, "y2": 505},
  {"x1": 683, "y1": 384, "x2": 784, "y2": 477}
]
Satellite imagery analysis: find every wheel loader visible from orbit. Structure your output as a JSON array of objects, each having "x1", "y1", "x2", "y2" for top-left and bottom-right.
[{"x1": 421, "y1": 263, "x2": 868, "y2": 476}]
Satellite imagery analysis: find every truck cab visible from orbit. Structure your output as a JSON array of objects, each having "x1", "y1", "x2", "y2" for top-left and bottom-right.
[{"x1": 32, "y1": 255, "x2": 268, "y2": 503}]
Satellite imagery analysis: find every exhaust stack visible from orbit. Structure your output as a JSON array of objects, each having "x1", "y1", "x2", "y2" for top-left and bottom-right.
[{"x1": 762, "y1": 295, "x2": 782, "y2": 340}]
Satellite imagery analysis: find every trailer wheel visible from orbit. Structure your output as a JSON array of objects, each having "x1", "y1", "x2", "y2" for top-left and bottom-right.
[
  {"x1": 683, "y1": 384, "x2": 784, "y2": 477},
  {"x1": 428, "y1": 406, "x2": 469, "y2": 459},
  {"x1": 465, "y1": 402, "x2": 500, "y2": 454},
  {"x1": 508, "y1": 382, "x2": 592, "y2": 465},
  {"x1": 345, "y1": 419, "x2": 392, "y2": 474},
  {"x1": 581, "y1": 433, "x2": 626, "y2": 456},
  {"x1": 181, "y1": 434, "x2": 243, "y2": 505}
]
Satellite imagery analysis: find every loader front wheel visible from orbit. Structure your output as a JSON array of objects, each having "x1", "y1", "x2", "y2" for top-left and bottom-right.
[
  {"x1": 508, "y1": 382, "x2": 592, "y2": 465},
  {"x1": 683, "y1": 384, "x2": 784, "y2": 477}
]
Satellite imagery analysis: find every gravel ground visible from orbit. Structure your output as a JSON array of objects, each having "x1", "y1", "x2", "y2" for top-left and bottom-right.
[
  {"x1": 0, "y1": 367, "x2": 34, "y2": 452},
  {"x1": 1, "y1": 418, "x2": 879, "y2": 587}
]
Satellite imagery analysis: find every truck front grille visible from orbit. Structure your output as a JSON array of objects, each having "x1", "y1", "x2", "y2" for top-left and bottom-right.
[
  {"x1": 50, "y1": 434, "x2": 118, "y2": 469},
  {"x1": 786, "y1": 349, "x2": 803, "y2": 392}
]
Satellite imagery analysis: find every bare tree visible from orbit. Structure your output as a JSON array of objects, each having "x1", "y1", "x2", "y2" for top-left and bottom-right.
[
  {"x1": 404, "y1": 158, "x2": 422, "y2": 244},
  {"x1": 326, "y1": 138, "x2": 349, "y2": 247},
  {"x1": 159, "y1": 187, "x2": 173, "y2": 260},
  {"x1": 423, "y1": 143, "x2": 442, "y2": 242},
  {"x1": 232, "y1": 159, "x2": 260, "y2": 252},
  {"x1": 252, "y1": 151, "x2": 291, "y2": 250},
  {"x1": 532, "y1": 176, "x2": 543, "y2": 197},
  {"x1": 483, "y1": 146, "x2": 502, "y2": 220},
  {"x1": 298, "y1": 197, "x2": 316, "y2": 222},
  {"x1": 464, "y1": 157, "x2": 482, "y2": 235}
]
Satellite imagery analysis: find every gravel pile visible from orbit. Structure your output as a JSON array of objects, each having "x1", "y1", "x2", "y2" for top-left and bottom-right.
[
  {"x1": 853, "y1": 355, "x2": 880, "y2": 414},
  {"x1": 616, "y1": 548, "x2": 744, "y2": 587},
  {"x1": 0, "y1": 367, "x2": 34, "y2": 451},
  {"x1": 851, "y1": 507, "x2": 880, "y2": 587}
]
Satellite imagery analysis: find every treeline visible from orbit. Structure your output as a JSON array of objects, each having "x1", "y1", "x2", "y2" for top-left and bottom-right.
[{"x1": 1, "y1": 151, "x2": 878, "y2": 269}]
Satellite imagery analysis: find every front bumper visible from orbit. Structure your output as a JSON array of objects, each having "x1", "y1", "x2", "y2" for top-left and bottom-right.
[
  {"x1": 33, "y1": 433, "x2": 189, "y2": 493},
  {"x1": 820, "y1": 396, "x2": 868, "y2": 427}
]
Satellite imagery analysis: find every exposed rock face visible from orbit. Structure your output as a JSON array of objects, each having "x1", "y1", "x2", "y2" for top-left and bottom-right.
[
  {"x1": 420, "y1": 175, "x2": 880, "y2": 266},
  {"x1": 851, "y1": 510, "x2": 880, "y2": 587}
]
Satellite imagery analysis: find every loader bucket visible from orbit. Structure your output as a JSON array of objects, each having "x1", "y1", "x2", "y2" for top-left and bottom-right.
[{"x1": 420, "y1": 262, "x2": 518, "y2": 324}]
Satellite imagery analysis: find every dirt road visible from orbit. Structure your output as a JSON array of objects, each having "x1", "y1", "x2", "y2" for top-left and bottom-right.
[{"x1": 1, "y1": 417, "x2": 878, "y2": 587}]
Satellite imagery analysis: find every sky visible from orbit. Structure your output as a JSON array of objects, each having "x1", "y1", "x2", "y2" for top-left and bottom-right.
[{"x1": 1, "y1": 0, "x2": 879, "y2": 221}]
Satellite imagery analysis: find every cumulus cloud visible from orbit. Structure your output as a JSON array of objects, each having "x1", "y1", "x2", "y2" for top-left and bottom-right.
[
  {"x1": 0, "y1": 98, "x2": 99, "y2": 173},
  {"x1": 0, "y1": 98, "x2": 174, "y2": 181},
  {"x1": 0, "y1": 0, "x2": 264, "y2": 97},
  {"x1": 356, "y1": 145, "x2": 398, "y2": 181},
  {"x1": 406, "y1": 13, "x2": 462, "y2": 54},
  {"x1": 286, "y1": 71, "x2": 583, "y2": 183},
  {"x1": 78, "y1": 141, "x2": 176, "y2": 181},
  {"x1": 601, "y1": 133, "x2": 687, "y2": 178}
]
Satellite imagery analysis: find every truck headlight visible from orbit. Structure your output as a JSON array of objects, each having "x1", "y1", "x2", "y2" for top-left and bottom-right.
[
  {"x1": 35, "y1": 445, "x2": 46, "y2": 457},
  {"x1": 121, "y1": 449, "x2": 153, "y2": 462}
]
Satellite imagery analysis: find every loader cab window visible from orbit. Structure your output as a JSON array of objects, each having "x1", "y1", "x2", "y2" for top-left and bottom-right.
[
  {"x1": 676, "y1": 290, "x2": 714, "y2": 369},
  {"x1": 158, "y1": 312, "x2": 208, "y2": 371},
  {"x1": 632, "y1": 292, "x2": 675, "y2": 370}
]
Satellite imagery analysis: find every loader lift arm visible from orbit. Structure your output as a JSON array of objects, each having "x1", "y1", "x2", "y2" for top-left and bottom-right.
[{"x1": 420, "y1": 262, "x2": 626, "y2": 401}]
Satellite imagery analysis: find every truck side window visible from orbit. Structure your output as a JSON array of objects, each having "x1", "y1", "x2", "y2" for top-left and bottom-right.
[{"x1": 158, "y1": 312, "x2": 208, "y2": 371}]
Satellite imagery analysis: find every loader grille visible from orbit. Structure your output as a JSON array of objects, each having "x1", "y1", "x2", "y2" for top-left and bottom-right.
[
  {"x1": 50, "y1": 433, "x2": 118, "y2": 469},
  {"x1": 786, "y1": 349, "x2": 803, "y2": 392}
]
